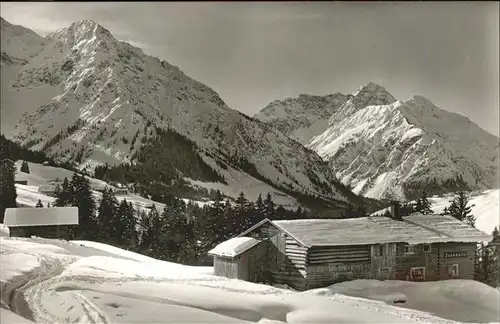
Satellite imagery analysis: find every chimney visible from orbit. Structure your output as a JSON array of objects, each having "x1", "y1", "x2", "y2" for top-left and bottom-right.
[{"x1": 389, "y1": 200, "x2": 403, "y2": 221}]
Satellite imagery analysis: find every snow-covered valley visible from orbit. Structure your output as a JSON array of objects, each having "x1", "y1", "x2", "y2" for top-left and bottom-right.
[{"x1": 2, "y1": 237, "x2": 499, "y2": 324}]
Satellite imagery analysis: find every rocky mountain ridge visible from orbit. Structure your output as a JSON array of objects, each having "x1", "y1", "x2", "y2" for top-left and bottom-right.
[
  {"x1": 1, "y1": 18, "x2": 362, "y2": 209},
  {"x1": 255, "y1": 83, "x2": 499, "y2": 200}
]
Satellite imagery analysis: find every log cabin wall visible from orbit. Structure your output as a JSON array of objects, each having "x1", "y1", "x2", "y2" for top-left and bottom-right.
[
  {"x1": 242, "y1": 223, "x2": 307, "y2": 290},
  {"x1": 394, "y1": 242, "x2": 476, "y2": 281},
  {"x1": 213, "y1": 256, "x2": 239, "y2": 279},
  {"x1": 394, "y1": 243, "x2": 439, "y2": 281},
  {"x1": 370, "y1": 243, "x2": 398, "y2": 280},
  {"x1": 269, "y1": 234, "x2": 308, "y2": 290},
  {"x1": 437, "y1": 242, "x2": 476, "y2": 280},
  {"x1": 9, "y1": 225, "x2": 74, "y2": 239},
  {"x1": 237, "y1": 242, "x2": 268, "y2": 282},
  {"x1": 305, "y1": 245, "x2": 371, "y2": 290}
]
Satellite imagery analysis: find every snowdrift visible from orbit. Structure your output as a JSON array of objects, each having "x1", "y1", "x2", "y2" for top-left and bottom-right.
[
  {"x1": 0, "y1": 237, "x2": 465, "y2": 324},
  {"x1": 307, "y1": 279, "x2": 500, "y2": 323}
]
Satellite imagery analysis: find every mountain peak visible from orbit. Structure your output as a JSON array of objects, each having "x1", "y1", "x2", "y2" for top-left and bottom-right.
[
  {"x1": 408, "y1": 95, "x2": 436, "y2": 107},
  {"x1": 350, "y1": 81, "x2": 396, "y2": 109},
  {"x1": 46, "y1": 19, "x2": 113, "y2": 43}
]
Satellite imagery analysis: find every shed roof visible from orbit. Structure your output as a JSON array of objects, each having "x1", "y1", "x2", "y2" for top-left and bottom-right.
[
  {"x1": 266, "y1": 214, "x2": 491, "y2": 247},
  {"x1": 3, "y1": 207, "x2": 79, "y2": 227},
  {"x1": 208, "y1": 237, "x2": 261, "y2": 258}
]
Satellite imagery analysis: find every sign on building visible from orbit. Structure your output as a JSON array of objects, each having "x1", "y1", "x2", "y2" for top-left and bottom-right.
[{"x1": 443, "y1": 251, "x2": 467, "y2": 259}]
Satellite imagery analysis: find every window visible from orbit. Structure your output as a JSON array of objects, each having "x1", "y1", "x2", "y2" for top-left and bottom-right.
[
  {"x1": 423, "y1": 244, "x2": 431, "y2": 253},
  {"x1": 449, "y1": 264, "x2": 459, "y2": 277},
  {"x1": 404, "y1": 244, "x2": 415, "y2": 255},
  {"x1": 410, "y1": 267, "x2": 426, "y2": 280},
  {"x1": 372, "y1": 244, "x2": 384, "y2": 257}
]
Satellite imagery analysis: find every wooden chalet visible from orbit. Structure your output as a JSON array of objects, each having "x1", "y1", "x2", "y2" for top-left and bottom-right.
[
  {"x1": 3, "y1": 207, "x2": 79, "y2": 239},
  {"x1": 208, "y1": 205, "x2": 491, "y2": 290}
]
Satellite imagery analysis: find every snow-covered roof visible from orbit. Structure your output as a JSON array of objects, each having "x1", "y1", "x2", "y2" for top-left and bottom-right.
[
  {"x1": 269, "y1": 214, "x2": 492, "y2": 247},
  {"x1": 3, "y1": 207, "x2": 79, "y2": 227},
  {"x1": 208, "y1": 237, "x2": 261, "y2": 258}
]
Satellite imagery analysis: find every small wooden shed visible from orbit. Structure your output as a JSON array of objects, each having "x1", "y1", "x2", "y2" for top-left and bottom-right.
[
  {"x1": 3, "y1": 207, "x2": 79, "y2": 239},
  {"x1": 208, "y1": 237, "x2": 267, "y2": 282}
]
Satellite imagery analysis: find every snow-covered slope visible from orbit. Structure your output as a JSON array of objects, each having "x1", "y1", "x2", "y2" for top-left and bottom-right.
[
  {"x1": 1, "y1": 17, "x2": 51, "y2": 136},
  {"x1": 370, "y1": 189, "x2": 499, "y2": 235},
  {"x1": 256, "y1": 83, "x2": 499, "y2": 201},
  {"x1": 255, "y1": 93, "x2": 350, "y2": 145},
  {"x1": 429, "y1": 189, "x2": 500, "y2": 235},
  {"x1": 1, "y1": 237, "x2": 475, "y2": 323},
  {"x1": 2, "y1": 18, "x2": 358, "y2": 207},
  {"x1": 307, "y1": 279, "x2": 500, "y2": 323},
  {"x1": 12, "y1": 160, "x2": 216, "y2": 212}
]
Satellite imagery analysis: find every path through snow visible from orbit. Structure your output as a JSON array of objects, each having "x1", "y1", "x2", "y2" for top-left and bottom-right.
[{"x1": 1, "y1": 237, "x2": 488, "y2": 324}]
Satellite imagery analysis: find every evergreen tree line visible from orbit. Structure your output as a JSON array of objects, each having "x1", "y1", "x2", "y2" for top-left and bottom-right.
[
  {"x1": 475, "y1": 227, "x2": 500, "y2": 288},
  {"x1": 50, "y1": 176, "x2": 314, "y2": 265}
]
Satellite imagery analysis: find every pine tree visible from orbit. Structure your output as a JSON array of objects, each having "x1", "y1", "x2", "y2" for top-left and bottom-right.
[
  {"x1": 0, "y1": 158, "x2": 17, "y2": 222},
  {"x1": 294, "y1": 206, "x2": 304, "y2": 220},
  {"x1": 20, "y1": 161, "x2": 30, "y2": 174},
  {"x1": 36, "y1": 199, "x2": 44, "y2": 208},
  {"x1": 201, "y1": 190, "x2": 227, "y2": 250},
  {"x1": 414, "y1": 191, "x2": 433, "y2": 215},
  {"x1": 254, "y1": 194, "x2": 265, "y2": 222},
  {"x1": 137, "y1": 209, "x2": 152, "y2": 253},
  {"x1": 158, "y1": 198, "x2": 191, "y2": 262},
  {"x1": 414, "y1": 198, "x2": 423, "y2": 214},
  {"x1": 70, "y1": 173, "x2": 97, "y2": 240},
  {"x1": 138, "y1": 205, "x2": 163, "y2": 256},
  {"x1": 275, "y1": 206, "x2": 287, "y2": 220},
  {"x1": 54, "y1": 177, "x2": 73, "y2": 207},
  {"x1": 447, "y1": 191, "x2": 476, "y2": 227},
  {"x1": 263, "y1": 193, "x2": 276, "y2": 220},
  {"x1": 234, "y1": 192, "x2": 252, "y2": 234},
  {"x1": 116, "y1": 200, "x2": 138, "y2": 249},
  {"x1": 475, "y1": 228, "x2": 500, "y2": 288},
  {"x1": 420, "y1": 191, "x2": 434, "y2": 215},
  {"x1": 97, "y1": 188, "x2": 119, "y2": 243}
]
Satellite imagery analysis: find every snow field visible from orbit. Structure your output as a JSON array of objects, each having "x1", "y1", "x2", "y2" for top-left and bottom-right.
[{"x1": 0, "y1": 237, "x2": 473, "y2": 324}]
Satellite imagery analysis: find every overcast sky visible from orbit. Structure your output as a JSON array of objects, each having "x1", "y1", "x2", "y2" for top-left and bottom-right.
[{"x1": 1, "y1": 2, "x2": 499, "y2": 135}]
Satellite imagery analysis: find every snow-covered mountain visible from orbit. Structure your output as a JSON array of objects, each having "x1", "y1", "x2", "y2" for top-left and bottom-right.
[
  {"x1": 255, "y1": 83, "x2": 499, "y2": 201},
  {"x1": 1, "y1": 18, "x2": 359, "y2": 207},
  {"x1": 255, "y1": 92, "x2": 351, "y2": 145}
]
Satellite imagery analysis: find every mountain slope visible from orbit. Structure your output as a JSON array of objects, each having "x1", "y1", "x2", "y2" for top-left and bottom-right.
[
  {"x1": 1, "y1": 18, "x2": 360, "y2": 208},
  {"x1": 256, "y1": 83, "x2": 499, "y2": 200},
  {"x1": 255, "y1": 92, "x2": 350, "y2": 145},
  {"x1": 1, "y1": 17, "x2": 51, "y2": 136}
]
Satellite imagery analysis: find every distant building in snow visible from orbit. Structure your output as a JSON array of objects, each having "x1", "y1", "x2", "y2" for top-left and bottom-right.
[
  {"x1": 114, "y1": 188, "x2": 129, "y2": 195},
  {"x1": 3, "y1": 207, "x2": 79, "y2": 239},
  {"x1": 38, "y1": 185, "x2": 57, "y2": 197},
  {"x1": 209, "y1": 203, "x2": 491, "y2": 290},
  {"x1": 91, "y1": 184, "x2": 108, "y2": 193}
]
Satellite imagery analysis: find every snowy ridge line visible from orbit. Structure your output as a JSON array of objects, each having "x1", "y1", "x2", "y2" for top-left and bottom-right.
[
  {"x1": 4, "y1": 18, "x2": 357, "y2": 207},
  {"x1": 256, "y1": 82, "x2": 499, "y2": 201}
]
